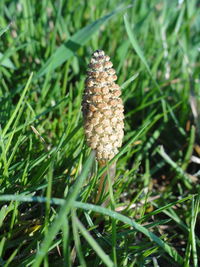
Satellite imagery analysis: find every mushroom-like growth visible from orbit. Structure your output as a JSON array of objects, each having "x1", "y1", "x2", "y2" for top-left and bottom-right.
[{"x1": 82, "y1": 50, "x2": 124, "y2": 165}]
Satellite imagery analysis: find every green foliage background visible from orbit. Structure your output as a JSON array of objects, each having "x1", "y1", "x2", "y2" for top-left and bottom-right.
[{"x1": 0, "y1": 0, "x2": 200, "y2": 266}]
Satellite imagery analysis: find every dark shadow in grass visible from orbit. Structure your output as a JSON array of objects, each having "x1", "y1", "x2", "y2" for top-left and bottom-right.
[{"x1": 64, "y1": 39, "x2": 81, "y2": 52}]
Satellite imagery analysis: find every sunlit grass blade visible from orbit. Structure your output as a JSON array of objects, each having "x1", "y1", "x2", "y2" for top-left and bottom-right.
[
  {"x1": 0, "y1": 52, "x2": 15, "y2": 69},
  {"x1": 75, "y1": 216, "x2": 114, "y2": 267},
  {"x1": 71, "y1": 209, "x2": 87, "y2": 267},
  {"x1": 0, "y1": 23, "x2": 11, "y2": 37},
  {"x1": 124, "y1": 14, "x2": 152, "y2": 77},
  {"x1": 2, "y1": 72, "x2": 33, "y2": 137},
  {"x1": 124, "y1": 13, "x2": 168, "y2": 121}
]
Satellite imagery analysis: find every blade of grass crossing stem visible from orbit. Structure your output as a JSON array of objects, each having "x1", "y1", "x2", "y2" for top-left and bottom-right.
[
  {"x1": 32, "y1": 152, "x2": 95, "y2": 267},
  {"x1": 75, "y1": 216, "x2": 114, "y2": 267},
  {"x1": 124, "y1": 14, "x2": 167, "y2": 121},
  {"x1": 0, "y1": 194, "x2": 194, "y2": 210},
  {"x1": 37, "y1": 5, "x2": 130, "y2": 78},
  {"x1": 2, "y1": 72, "x2": 33, "y2": 137},
  {"x1": 0, "y1": 194, "x2": 186, "y2": 265}
]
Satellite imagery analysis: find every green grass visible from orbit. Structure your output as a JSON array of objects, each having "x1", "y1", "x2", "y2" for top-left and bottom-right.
[{"x1": 0, "y1": 0, "x2": 200, "y2": 266}]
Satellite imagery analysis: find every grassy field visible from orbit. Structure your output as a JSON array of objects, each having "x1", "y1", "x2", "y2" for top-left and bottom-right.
[{"x1": 0, "y1": 0, "x2": 200, "y2": 266}]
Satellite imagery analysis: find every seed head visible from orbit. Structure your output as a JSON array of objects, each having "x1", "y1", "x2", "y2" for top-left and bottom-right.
[{"x1": 82, "y1": 50, "x2": 124, "y2": 163}]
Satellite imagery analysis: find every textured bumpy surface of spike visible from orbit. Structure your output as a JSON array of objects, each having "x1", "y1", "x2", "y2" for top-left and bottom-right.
[{"x1": 82, "y1": 50, "x2": 124, "y2": 163}]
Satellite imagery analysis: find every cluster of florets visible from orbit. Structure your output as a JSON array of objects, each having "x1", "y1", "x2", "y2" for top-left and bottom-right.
[{"x1": 82, "y1": 50, "x2": 124, "y2": 163}]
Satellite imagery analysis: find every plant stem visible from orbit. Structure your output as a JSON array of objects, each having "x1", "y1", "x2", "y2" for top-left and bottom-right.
[{"x1": 95, "y1": 161, "x2": 116, "y2": 206}]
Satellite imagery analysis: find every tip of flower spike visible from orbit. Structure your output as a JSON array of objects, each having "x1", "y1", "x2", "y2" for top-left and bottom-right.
[{"x1": 92, "y1": 50, "x2": 105, "y2": 57}]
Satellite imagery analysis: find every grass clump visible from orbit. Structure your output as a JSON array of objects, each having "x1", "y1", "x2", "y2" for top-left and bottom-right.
[{"x1": 0, "y1": 0, "x2": 200, "y2": 266}]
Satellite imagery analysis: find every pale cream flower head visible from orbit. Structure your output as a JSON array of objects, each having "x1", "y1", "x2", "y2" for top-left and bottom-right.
[{"x1": 82, "y1": 50, "x2": 124, "y2": 164}]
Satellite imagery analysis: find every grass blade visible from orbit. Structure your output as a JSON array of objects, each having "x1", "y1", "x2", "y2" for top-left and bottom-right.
[
  {"x1": 0, "y1": 194, "x2": 184, "y2": 265},
  {"x1": 74, "y1": 202, "x2": 184, "y2": 265},
  {"x1": 32, "y1": 152, "x2": 95, "y2": 267},
  {"x1": 2, "y1": 72, "x2": 33, "y2": 137},
  {"x1": 75, "y1": 216, "x2": 114, "y2": 267},
  {"x1": 37, "y1": 5, "x2": 129, "y2": 78},
  {"x1": 124, "y1": 13, "x2": 168, "y2": 121}
]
